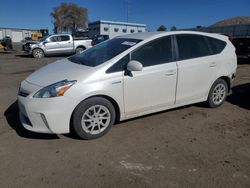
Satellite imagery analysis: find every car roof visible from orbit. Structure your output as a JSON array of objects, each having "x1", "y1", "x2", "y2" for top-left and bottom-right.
[{"x1": 116, "y1": 31, "x2": 226, "y2": 41}]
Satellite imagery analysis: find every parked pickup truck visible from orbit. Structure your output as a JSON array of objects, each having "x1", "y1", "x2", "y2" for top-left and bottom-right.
[{"x1": 22, "y1": 34, "x2": 92, "y2": 58}]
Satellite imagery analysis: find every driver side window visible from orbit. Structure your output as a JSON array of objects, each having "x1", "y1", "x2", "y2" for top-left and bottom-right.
[
  {"x1": 49, "y1": 36, "x2": 58, "y2": 42},
  {"x1": 131, "y1": 36, "x2": 173, "y2": 67}
]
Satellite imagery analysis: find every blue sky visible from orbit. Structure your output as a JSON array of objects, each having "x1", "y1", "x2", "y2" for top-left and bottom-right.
[{"x1": 0, "y1": 0, "x2": 249, "y2": 33}]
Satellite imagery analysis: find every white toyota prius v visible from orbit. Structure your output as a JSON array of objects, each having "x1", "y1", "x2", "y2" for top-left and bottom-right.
[{"x1": 18, "y1": 31, "x2": 237, "y2": 139}]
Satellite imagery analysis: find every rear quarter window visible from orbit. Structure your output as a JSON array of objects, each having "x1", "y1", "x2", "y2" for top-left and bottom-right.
[
  {"x1": 206, "y1": 36, "x2": 226, "y2": 55},
  {"x1": 60, "y1": 35, "x2": 70, "y2": 41},
  {"x1": 176, "y1": 34, "x2": 211, "y2": 60}
]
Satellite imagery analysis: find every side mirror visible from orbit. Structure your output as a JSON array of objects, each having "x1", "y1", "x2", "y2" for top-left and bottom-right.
[
  {"x1": 127, "y1": 60, "x2": 143, "y2": 72},
  {"x1": 43, "y1": 41, "x2": 48, "y2": 45}
]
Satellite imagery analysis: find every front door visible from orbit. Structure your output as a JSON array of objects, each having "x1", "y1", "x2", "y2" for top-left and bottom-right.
[
  {"x1": 45, "y1": 36, "x2": 60, "y2": 54},
  {"x1": 123, "y1": 36, "x2": 177, "y2": 118}
]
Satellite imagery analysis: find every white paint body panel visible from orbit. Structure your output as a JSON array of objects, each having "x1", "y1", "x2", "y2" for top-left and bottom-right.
[
  {"x1": 176, "y1": 55, "x2": 216, "y2": 104},
  {"x1": 124, "y1": 62, "x2": 177, "y2": 117}
]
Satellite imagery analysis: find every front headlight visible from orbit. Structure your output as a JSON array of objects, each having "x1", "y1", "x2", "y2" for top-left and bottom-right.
[{"x1": 33, "y1": 80, "x2": 76, "y2": 98}]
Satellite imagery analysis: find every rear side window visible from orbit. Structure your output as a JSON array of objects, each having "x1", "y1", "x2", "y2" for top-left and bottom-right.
[
  {"x1": 131, "y1": 36, "x2": 173, "y2": 67},
  {"x1": 176, "y1": 34, "x2": 211, "y2": 60},
  {"x1": 49, "y1": 36, "x2": 58, "y2": 42},
  {"x1": 60, "y1": 35, "x2": 70, "y2": 41},
  {"x1": 206, "y1": 36, "x2": 226, "y2": 54}
]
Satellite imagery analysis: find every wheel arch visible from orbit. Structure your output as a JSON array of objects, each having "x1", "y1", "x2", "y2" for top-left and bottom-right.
[
  {"x1": 32, "y1": 47, "x2": 44, "y2": 53},
  {"x1": 91, "y1": 95, "x2": 121, "y2": 122},
  {"x1": 218, "y1": 76, "x2": 231, "y2": 92},
  {"x1": 70, "y1": 94, "x2": 121, "y2": 133},
  {"x1": 75, "y1": 45, "x2": 86, "y2": 51},
  {"x1": 206, "y1": 75, "x2": 231, "y2": 101}
]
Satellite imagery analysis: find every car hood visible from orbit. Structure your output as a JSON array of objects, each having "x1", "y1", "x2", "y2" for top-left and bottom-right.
[
  {"x1": 24, "y1": 41, "x2": 39, "y2": 45},
  {"x1": 21, "y1": 40, "x2": 38, "y2": 45},
  {"x1": 25, "y1": 58, "x2": 92, "y2": 87}
]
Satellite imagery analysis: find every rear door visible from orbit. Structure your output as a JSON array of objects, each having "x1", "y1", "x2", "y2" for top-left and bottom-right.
[
  {"x1": 58, "y1": 35, "x2": 74, "y2": 53},
  {"x1": 174, "y1": 34, "x2": 216, "y2": 104}
]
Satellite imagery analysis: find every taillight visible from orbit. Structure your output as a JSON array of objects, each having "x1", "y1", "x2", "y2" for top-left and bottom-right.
[
  {"x1": 221, "y1": 33, "x2": 233, "y2": 43},
  {"x1": 228, "y1": 35, "x2": 233, "y2": 42}
]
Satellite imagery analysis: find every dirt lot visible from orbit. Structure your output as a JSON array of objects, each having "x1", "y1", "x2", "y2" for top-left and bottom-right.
[{"x1": 0, "y1": 47, "x2": 249, "y2": 188}]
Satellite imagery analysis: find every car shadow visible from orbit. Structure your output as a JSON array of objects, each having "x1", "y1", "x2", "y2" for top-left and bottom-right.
[
  {"x1": 0, "y1": 51, "x2": 13, "y2": 54},
  {"x1": 63, "y1": 104, "x2": 193, "y2": 140},
  {"x1": 15, "y1": 54, "x2": 33, "y2": 58},
  {"x1": 4, "y1": 101, "x2": 59, "y2": 139},
  {"x1": 227, "y1": 83, "x2": 250, "y2": 110}
]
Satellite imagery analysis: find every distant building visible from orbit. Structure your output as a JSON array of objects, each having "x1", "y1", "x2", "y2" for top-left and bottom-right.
[
  {"x1": 181, "y1": 16, "x2": 250, "y2": 37},
  {"x1": 88, "y1": 20, "x2": 147, "y2": 38},
  {"x1": 0, "y1": 27, "x2": 37, "y2": 42}
]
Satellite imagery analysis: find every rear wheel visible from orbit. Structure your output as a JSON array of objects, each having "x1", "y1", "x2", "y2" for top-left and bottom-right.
[
  {"x1": 75, "y1": 47, "x2": 85, "y2": 54},
  {"x1": 32, "y1": 48, "x2": 44, "y2": 58},
  {"x1": 72, "y1": 97, "x2": 116, "y2": 139},
  {"x1": 207, "y1": 79, "x2": 228, "y2": 108}
]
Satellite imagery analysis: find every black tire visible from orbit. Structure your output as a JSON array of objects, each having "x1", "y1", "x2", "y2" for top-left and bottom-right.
[
  {"x1": 32, "y1": 48, "x2": 44, "y2": 58},
  {"x1": 207, "y1": 79, "x2": 228, "y2": 108},
  {"x1": 75, "y1": 47, "x2": 85, "y2": 54},
  {"x1": 72, "y1": 97, "x2": 116, "y2": 140}
]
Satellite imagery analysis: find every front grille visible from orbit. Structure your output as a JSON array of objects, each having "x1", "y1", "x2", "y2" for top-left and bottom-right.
[
  {"x1": 18, "y1": 91, "x2": 29, "y2": 97},
  {"x1": 22, "y1": 44, "x2": 31, "y2": 52}
]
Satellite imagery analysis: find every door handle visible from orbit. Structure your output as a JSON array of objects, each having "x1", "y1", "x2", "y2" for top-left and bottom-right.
[
  {"x1": 165, "y1": 70, "x2": 176, "y2": 76},
  {"x1": 112, "y1": 81, "x2": 122, "y2": 84},
  {"x1": 209, "y1": 62, "x2": 216, "y2": 67}
]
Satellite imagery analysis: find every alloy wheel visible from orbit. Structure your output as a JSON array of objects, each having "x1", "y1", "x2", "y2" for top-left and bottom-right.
[
  {"x1": 81, "y1": 105, "x2": 111, "y2": 135},
  {"x1": 212, "y1": 83, "x2": 226, "y2": 105},
  {"x1": 34, "y1": 50, "x2": 43, "y2": 58}
]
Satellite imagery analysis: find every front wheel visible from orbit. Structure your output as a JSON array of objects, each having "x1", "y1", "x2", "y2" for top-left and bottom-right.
[
  {"x1": 72, "y1": 97, "x2": 116, "y2": 139},
  {"x1": 32, "y1": 48, "x2": 44, "y2": 58},
  {"x1": 207, "y1": 79, "x2": 228, "y2": 108}
]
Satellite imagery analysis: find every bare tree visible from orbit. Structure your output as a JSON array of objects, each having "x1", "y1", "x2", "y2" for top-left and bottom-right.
[{"x1": 50, "y1": 3, "x2": 88, "y2": 34}]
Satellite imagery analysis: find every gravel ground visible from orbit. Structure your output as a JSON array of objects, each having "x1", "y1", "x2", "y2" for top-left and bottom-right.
[{"x1": 0, "y1": 46, "x2": 249, "y2": 188}]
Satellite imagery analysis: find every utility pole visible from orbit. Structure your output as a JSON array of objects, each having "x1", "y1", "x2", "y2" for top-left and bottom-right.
[{"x1": 126, "y1": 0, "x2": 130, "y2": 22}]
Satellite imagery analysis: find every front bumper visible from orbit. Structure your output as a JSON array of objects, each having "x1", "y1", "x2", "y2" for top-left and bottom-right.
[
  {"x1": 18, "y1": 94, "x2": 77, "y2": 134},
  {"x1": 22, "y1": 45, "x2": 32, "y2": 54}
]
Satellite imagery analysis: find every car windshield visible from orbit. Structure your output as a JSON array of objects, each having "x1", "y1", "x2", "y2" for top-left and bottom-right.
[{"x1": 68, "y1": 38, "x2": 142, "y2": 67}]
